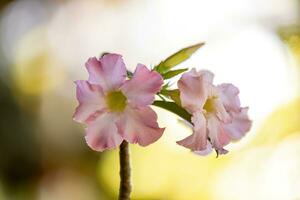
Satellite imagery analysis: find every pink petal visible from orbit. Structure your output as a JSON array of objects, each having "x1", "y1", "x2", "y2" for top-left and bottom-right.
[
  {"x1": 178, "y1": 69, "x2": 214, "y2": 113},
  {"x1": 177, "y1": 111, "x2": 208, "y2": 151},
  {"x1": 85, "y1": 112, "x2": 123, "y2": 151},
  {"x1": 207, "y1": 115, "x2": 231, "y2": 150},
  {"x1": 117, "y1": 106, "x2": 164, "y2": 146},
  {"x1": 213, "y1": 98, "x2": 231, "y2": 123},
  {"x1": 73, "y1": 80, "x2": 106, "y2": 124},
  {"x1": 120, "y1": 64, "x2": 163, "y2": 107},
  {"x1": 223, "y1": 107, "x2": 252, "y2": 140},
  {"x1": 194, "y1": 142, "x2": 213, "y2": 156},
  {"x1": 216, "y1": 148, "x2": 229, "y2": 155},
  {"x1": 85, "y1": 54, "x2": 126, "y2": 91},
  {"x1": 218, "y1": 83, "x2": 241, "y2": 112}
]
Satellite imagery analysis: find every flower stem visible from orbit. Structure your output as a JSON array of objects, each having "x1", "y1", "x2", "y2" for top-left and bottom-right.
[{"x1": 118, "y1": 141, "x2": 131, "y2": 200}]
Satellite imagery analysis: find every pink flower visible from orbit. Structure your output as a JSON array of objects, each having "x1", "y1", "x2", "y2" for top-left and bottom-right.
[
  {"x1": 177, "y1": 69, "x2": 251, "y2": 155},
  {"x1": 73, "y1": 54, "x2": 164, "y2": 151}
]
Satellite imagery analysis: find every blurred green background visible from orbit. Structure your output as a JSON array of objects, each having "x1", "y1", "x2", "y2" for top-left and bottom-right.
[{"x1": 0, "y1": 0, "x2": 300, "y2": 199}]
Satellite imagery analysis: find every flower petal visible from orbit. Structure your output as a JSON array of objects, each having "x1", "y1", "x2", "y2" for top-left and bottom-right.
[
  {"x1": 177, "y1": 111, "x2": 208, "y2": 151},
  {"x1": 207, "y1": 115, "x2": 231, "y2": 150},
  {"x1": 218, "y1": 83, "x2": 241, "y2": 112},
  {"x1": 117, "y1": 106, "x2": 164, "y2": 146},
  {"x1": 223, "y1": 107, "x2": 252, "y2": 140},
  {"x1": 121, "y1": 64, "x2": 163, "y2": 107},
  {"x1": 178, "y1": 69, "x2": 214, "y2": 113},
  {"x1": 213, "y1": 98, "x2": 231, "y2": 123},
  {"x1": 194, "y1": 142, "x2": 213, "y2": 156},
  {"x1": 85, "y1": 54, "x2": 126, "y2": 91},
  {"x1": 85, "y1": 113, "x2": 123, "y2": 151},
  {"x1": 73, "y1": 80, "x2": 106, "y2": 124}
]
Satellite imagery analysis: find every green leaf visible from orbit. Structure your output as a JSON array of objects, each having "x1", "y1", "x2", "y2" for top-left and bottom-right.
[
  {"x1": 160, "y1": 89, "x2": 181, "y2": 106},
  {"x1": 155, "y1": 42, "x2": 204, "y2": 73},
  {"x1": 152, "y1": 100, "x2": 191, "y2": 123},
  {"x1": 162, "y1": 82, "x2": 171, "y2": 90},
  {"x1": 162, "y1": 68, "x2": 188, "y2": 79}
]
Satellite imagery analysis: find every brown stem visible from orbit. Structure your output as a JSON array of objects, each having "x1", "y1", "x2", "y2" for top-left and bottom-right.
[{"x1": 118, "y1": 141, "x2": 131, "y2": 200}]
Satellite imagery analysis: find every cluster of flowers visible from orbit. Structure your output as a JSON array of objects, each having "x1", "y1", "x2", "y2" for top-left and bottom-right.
[{"x1": 73, "y1": 44, "x2": 252, "y2": 156}]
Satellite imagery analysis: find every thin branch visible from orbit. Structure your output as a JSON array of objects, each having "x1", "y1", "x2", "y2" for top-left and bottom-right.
[{"x1": 118, "y1": 141, "x2": 131, "y2": 200}]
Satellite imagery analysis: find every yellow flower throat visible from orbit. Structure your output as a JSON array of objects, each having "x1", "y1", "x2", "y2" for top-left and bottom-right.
[
  {"x1": 203, "y1": 97, "x2": 217, "y2": 113},
  {"x1": 105, "y1": 91, "x2": 127, "y2": 112}
]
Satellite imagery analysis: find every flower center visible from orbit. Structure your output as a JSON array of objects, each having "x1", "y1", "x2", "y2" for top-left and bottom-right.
[
  {"x1": 203, "y1": 97, "x2": 217, "y2": 113},
  {"x1": 105, "y1": 90, "x2": 127, "y2": 112}
]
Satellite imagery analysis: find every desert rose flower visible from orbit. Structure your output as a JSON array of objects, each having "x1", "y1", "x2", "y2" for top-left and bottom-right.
[
  {"x1": 73, "y1": 54, "x2": 164, "y2": 151},
  {"x1": 177, "y1": 69, "x2": 251, "y2": 155}
]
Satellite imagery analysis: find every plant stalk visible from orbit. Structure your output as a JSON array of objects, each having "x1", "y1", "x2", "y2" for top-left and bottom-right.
[{"x1": 118, "y1": 141, "x2": 131, "y2": 200}]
